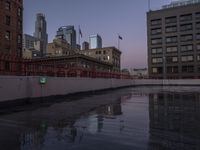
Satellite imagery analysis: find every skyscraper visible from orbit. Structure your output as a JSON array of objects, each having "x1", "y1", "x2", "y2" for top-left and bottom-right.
[
  {"x1": 56, "y1": 26, "x2": 77, "y2": 49},
  {"x1": 0, "y1": 0, "x2": 23, "y2": 57},
  {"x1": 34, "y1": 13, "x2": 48, "y2": 57},
  {"x1": 89, "y1": 34, "x2": 102, "y2": 49}
]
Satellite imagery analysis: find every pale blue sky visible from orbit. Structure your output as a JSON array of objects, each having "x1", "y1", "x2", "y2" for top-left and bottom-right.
[{"x1": 24, "y1": 0, "x2": 172, "y2": 68}]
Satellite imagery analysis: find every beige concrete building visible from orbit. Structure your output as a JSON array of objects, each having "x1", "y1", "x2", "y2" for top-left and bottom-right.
[
  {"x1": 47, "y1": 38, "x2": 76, "y2": 57},
  {"x1": 79, "y1": 47, "x2": 121, "y2": 72},
  {"x1": 147, "y1": 0, "x2": 200, "y2": 79}
]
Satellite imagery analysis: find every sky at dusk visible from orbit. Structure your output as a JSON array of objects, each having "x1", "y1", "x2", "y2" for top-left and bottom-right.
[{"x1": 23, "y1": 0, "x2": 172, "y2": 69}]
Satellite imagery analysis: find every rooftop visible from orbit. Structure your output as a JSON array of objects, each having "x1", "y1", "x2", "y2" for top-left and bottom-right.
[{"x1": 162, "y1": 0, "x2": 200, "y2": 9}]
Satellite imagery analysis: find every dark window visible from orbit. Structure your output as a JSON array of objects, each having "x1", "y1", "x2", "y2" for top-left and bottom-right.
[
  {"x1": 17, "y1": 8, "x2": 22, "y2": 17},
  {"x1": 180, "y1": 34, "x2": 193, "y2": 42},
  {"x1": 17, "y1": 34, "x2": 22, "y2": 44},
  {"x1": 166, "y1": 26, "x2": 177, "y2": 33},
  {"x1": 196, "y1": 22, "x2": 200, "y2": 29},
  {"x1": 151, "y1": 38, "x2": 162, "y2": 45},
  {"x1": 196, "y1": 12, "x2": 200, "y2": 20},
  {"x1": 180, "y1": 14, "x2": 192, "y2": 22},
  {"x1": 18, "y1": 20, "x2": 22, "y2": 30},
  {"x1": 182, "y1": 66, "x2": 194, "y2": 73},
  {"x1": 166, "y1": 36, "x2": 177, "y2": 43},
  {"x1": 165, "y1": 16, "x2": 177, "y2": 24},
  {"x1": 196, "y1": 34, "x2": 200, "y2": 40},
  {"x1": 180, "y1": 23, "x2": 192, "y2": 31},
  {"x1": 151, "y1": 47, "x2": 162, "y2": 54},
  {"x1": 5, "y1": 61, "x2": 10, "y2": 71},
  {"x1": 151, "y1": 19, "x2": 161, "y2": 26},
  {"x1": 5, "y1": 31, "x2": 10, "y2": 40},
  {"x1": 5, "y1": 15, "x2": 10, "y2": 26},
  {"x1": 5, "y1": 1, "x2": 11, "y2": 10},
  {"x1": 181, "y1": 45, "x2": 193, "y2": 51},
  {"x1": 167, "y1": 66, "x2": 178, "y2": 73},
  {"x1": 166, "y1": 56, "x2": 178, "y2": 63},
  {"x1": 151, "y1": 28, "x2": 162, "y2": 35}
]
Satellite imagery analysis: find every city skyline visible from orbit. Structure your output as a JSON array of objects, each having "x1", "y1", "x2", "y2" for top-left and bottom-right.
[{"x1": 24, "y1": 0, "x2": 172, "y2": 68}]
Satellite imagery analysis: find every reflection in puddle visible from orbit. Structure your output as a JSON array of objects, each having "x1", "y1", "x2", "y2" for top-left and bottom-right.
[{"x1": 0, "y1": 87, "x2": 200, "y2": 150}]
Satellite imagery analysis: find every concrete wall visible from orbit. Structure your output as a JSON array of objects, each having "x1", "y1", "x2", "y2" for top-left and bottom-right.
[
  {"x1": 1, "y1": 76, "x2": 200, "y2": 103},
  {"x1": 0, "y1": 76, "x2": 134, "y2": 102}
]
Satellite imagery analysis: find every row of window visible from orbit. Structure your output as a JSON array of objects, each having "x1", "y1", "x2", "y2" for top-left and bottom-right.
[
  {"x1": 5, "y1": 31, "x2": 22, "y2": 44},
  {"x1": 152, "y1": 45, "x2": 200, "y2": 54},
  {"x1": 151, "y1": 22, "x2": 200, "y2": 35},
  {"x1": 151, "y1": 55, "x2": 200, "y2": 64},
  {"x1": 151, "y1": 34, "x2": 200, "y2": 45},
  {"x1": 5, "y1": 1, "x2": 22, "y2": 17},
  {"x1": 5, "y1": 15, "x2": 22, "y2": 29},
  {"x1": 152, "y1": 65, "x2": 195, "y2": 74},
  {"x1": 95, "y1": 50, "x2": 107, "y2": 55},
  {"x1": 151, "y1": 13, "x2": 200, "y2": 26}
]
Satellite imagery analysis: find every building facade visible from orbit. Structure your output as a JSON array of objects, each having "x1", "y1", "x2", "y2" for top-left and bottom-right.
[
  {"x1": 23, "y1": 34, "x2": 36, "y2": 49},
  {"x1": 34, "y1": 13, "x2": 48, "y2": 57},
  {"x1": 147, "y1": 0, "x2": 200, "y2": 79},
  {"x1": 79, "y1": 47, "x2": 121, "y2": 72},
  {"x1": 0, "y1": 0, "x2": 23, "y2": 57},
  {"x1": 47, "y1": 37, "x2": 76, "y2": 57},
  {"x1": 89, "y1": 34, "x2": 102, "y2": 49},
  {"x1": 56, "y1": 26, "x2": 77, "y2": 49},
  {"x1": 82, "y1": 41, "x2": 89, "y2": 50}
]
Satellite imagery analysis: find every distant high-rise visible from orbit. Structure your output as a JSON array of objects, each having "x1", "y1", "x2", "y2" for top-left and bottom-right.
[
  {"x1": 56, "y1": 26, "x2": 77, "y2": 49},
  {"x1": 34, "y1": 13, "x2": 48, "y2": 57},
  {"x1": 23, "y1": 34, "x2": 36, "y2": 49},
  {"x1": 89, "y1": 34, "x2": 102, "y2": 49},
  {"x1": 82, "y1": 41, "x2": 89, "y2": 50},
  {"x1": 0, "y1": 0, "x2": 23, "y2": 57}
]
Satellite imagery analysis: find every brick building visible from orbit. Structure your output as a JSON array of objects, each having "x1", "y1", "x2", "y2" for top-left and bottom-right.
[{"x1": 0, "y1": 0, "x2": 23, "y2": 57}]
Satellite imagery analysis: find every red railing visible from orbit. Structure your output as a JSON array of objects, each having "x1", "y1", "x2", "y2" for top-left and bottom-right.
[{"x1": 0, "y1": 52, "x2": 133, "y2": 79}]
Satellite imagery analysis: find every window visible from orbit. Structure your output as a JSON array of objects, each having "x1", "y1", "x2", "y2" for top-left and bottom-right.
[
  {"x1": 18, "y1": 20, "x2": 22, "y2": 30},
  {"x1": 151, "y1": 28, "x2": 162, "y2": 35},
  {"x1": 181, "y1": 45, "x2": 193, "y2": 51},
  {"x1": 197, "y1": 44, "x2": 200, "y2": 50},
  {"x1": 180, "y1": 23, "x2": 192, "y2": 31},
  {"x1": 151, "y1": 47, "x2": 162, "y2": 54},
  {"x1": 181, "y1": 55, "x2": 193, "y2": 62},
  {"x1": 197, "y1": 55, "x2": 200, "y2": 61},
  {"x1": 167, "y1": 66, "x2": 178, "y2": 73},
  {"x1": 196, "y1": 22, "x2": 200, "y2": 29},
  {"x1": 152, "y1": 67, "x2": 162, "y2": 74},
  {"x1": 165, "y1": 16, "x2": 177, "y2": 24},
  {"x1": 166, "y1": 56, "x2": 178, "y2": 63},
  {"x1": 166, "y1": 36, "x2": 177, "y2": 43},
  {"x1": 5, "y1": 1, "x2": 11, "y2": 10},
  {"x1": 5, "y1": 16, "x2": 10, "y2": 26},
  {"x1": 166, "y1": 46, "x2": 178, "y2": 53},
  {"x1": 152, "y1": 57, "x2": 163, "y2": 64},
  {"x1": 17, "y1": 8, "x2": 22, "y2": 17},
  {"x1": 196, "y1": 34, "x2": 200, "y2": 40},
  {"x1": 151, "y1": 19, "x2": 161, "y2": 26},
  {"x1": 166, "y1": 26, "x2": 177, "y2": 33},
  {"x1": 17, "y1": 34, "x2": 22, "y2": 44},
  {"x1": 180, "y1": 14, "x2": 192, "y2": 22},
  {"x1": 5, "y1": 31, "x2": 10, "y2": 40},
  {"x1": 180, "y1": 34, "x2": 193, "y2": 42},
  {"x1": 196, "y1": 12, "x2": 200, "y2": 20},
  {"x1": 182, "y1": 66, "x2": 194, "y2": 73},
  {"x1": 151, "y1": 38, "x2": 162, "y2": 45}
]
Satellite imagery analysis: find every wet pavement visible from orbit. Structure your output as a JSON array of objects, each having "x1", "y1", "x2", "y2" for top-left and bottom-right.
[{"x1": 0, "y1": 86, "x2": 200, "y2": 150}]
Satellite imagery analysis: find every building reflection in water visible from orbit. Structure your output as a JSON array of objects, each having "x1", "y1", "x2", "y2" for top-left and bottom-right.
[{"x1": 148, "y1": 92, "x2": 200, "y2": 150}]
